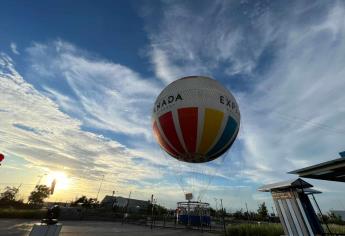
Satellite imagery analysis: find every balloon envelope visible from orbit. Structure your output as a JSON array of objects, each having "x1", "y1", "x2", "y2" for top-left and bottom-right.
[{"x1": 152, "y1": 76, "x2": 240, "y2": 163}]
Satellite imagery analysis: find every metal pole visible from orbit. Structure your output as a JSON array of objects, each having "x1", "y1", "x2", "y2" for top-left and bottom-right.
[
  {"x1": 187, "y1": 200, "x2": 191, "y2": 228},
  {"x1": 214, "y1": 198, "x2": 218, "y2": 225},
  {"x1": 111, "y1": 190, "x2": 116, "y2": 210},
  {"x1": 200, "y1": 205, "x2": 205, "y2": 232},
  {"x1": 122, "y1": 191, "x2": 131, "y2": 225},
  {"x1": 214, "y1": 198, "x2": 218, "y2": 211},
  {"x1": 245, "y1": 202, "x2": 250, "y2": 221},
  {"x1": 151, "y1": 194, "x2": 154, "y2": 229},
  {"x1": 220, "y1": 199, "x2": 226, "y2": 233},
  {"x1": 96, "y1": 175, "x2": 105, "y2": 201},
  {"x1": 311, "y1": 193, "x2": 332, "y2": 235},
  {"x1": 153, "y1": 198, "x2": 157, "y2": 227},
  {"x1": 36, "y1": 174, "x2": 47, "y2": 186}
]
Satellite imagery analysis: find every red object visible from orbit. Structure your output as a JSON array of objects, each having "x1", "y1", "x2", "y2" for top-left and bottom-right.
[
  {"x1": 152, "y1": 121, "x2": 179, "y2": 156},
  {"x1": 0, "y1": 153, "x2": 4, "y2": 162},
  {"x1": 178, "y1": 107, "x2": 198, "y2": 153},
  {"x1": 159, "y1": 112, "x2": 185, "y2": 154}
]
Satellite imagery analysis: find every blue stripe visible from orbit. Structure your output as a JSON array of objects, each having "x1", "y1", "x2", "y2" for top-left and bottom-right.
[{"x1": 207, "y1": 116, "x2": 237, "y2": 157}]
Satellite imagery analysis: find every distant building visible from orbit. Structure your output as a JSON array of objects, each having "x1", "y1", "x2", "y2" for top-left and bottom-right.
[
  {"x1": 101, "y1": 195, "x2": 150, "y2": 212},
  {"x1": 330, "y1": 210, "x2": 345, "y2": 221},
  {"x1": 44, "y1": 201, "x2": 70, "y2": 208}
]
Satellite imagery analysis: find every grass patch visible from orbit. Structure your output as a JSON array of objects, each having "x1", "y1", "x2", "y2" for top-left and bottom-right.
[
  {"x1": 226, "y1": 223, "x2": 345, "y2": 236},
  {"x1": 0, "y1": 208, "x2": 46, "y2": 219},
  {"x1": 226, "y1": 223, "x2": 284, "y2": 236},
  {"x1": 326, "y1": 224, "x2": 345, "y2": 234}
]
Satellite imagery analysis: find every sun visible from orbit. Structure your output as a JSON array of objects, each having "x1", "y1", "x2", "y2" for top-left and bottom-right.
[{"x1": 46, "y1": 171, "x2": 70, "y2": 191}]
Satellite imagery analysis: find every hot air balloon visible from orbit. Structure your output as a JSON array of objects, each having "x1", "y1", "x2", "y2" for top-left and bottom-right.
[{"x1": 152, "y1": 76, "x2": 240, "y2": 163}]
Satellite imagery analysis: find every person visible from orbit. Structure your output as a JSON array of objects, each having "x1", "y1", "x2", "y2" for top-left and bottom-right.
[{"x1": 41, "y1": 205, "x2": 60, "y2": 225}]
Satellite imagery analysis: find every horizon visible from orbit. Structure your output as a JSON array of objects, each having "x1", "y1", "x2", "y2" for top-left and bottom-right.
[{"x1": 1, "y1": 0, "x2": 345, "y2": 212}]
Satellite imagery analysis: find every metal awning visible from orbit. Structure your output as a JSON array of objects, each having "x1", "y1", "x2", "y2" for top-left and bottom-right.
[
  {"x1": 297, "y1": 188, "x2": 322, "y2": 195},
  {"x1": 289, "y1": 152, "x2": 345, "y2": 182},
  {"x1": 258, "y1": 178, "x2": 313, "y2": 192}
]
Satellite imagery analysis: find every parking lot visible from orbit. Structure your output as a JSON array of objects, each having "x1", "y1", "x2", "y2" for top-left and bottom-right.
[{"x1": 0, "y1": 219, "x2": 216, "y2": 236}]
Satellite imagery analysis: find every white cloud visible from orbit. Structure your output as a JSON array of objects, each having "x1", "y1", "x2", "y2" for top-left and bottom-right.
[
  {"x1": 10, "y1": 42, "x2": 20, "y2": 55},
  {"x1": 26, "y1": 40, "x2": 161, "y2": 139},
  {"x1": 144, "y1": 1, "x2": 275, "y2": 83},
  {"x1": 240, "y1": 1, "x2": 345, "y2": 183},
  {"x1": 0, "y1": 52, "x2": 167, "y2": 201}
]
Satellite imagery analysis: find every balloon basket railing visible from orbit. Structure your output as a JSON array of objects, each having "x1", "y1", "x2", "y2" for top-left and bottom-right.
[{"x1": 176, "y1": 201, "x2": 211, "y2": 227}]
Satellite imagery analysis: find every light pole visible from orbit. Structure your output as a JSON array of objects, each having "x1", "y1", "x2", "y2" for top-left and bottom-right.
[
  {"x1": 96, "y1": 175, "x2": 105, "y2": 201},
  {"x1": 220, "y1": 199, "x2": 226, "y2": 233},
  {"x1": 36, "y1": 173, "x2": 47, "y2": 186},
  {"x1": 245, "y1": 202, "x2": 250, "y2": 221}
]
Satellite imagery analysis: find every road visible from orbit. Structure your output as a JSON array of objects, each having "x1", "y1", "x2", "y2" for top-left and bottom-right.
[{"x1": 0, "y1": 219, "x2": 217, "y2": 236}]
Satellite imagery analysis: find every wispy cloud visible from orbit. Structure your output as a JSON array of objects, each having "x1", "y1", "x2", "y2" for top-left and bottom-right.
[
  {"x1": 0, "y1": 52, "x2": 165, "y2": 201},
  {"x1": 144, "y1": 1, "x2": 276, "y2": 83},
  {"x1": 10, "y1": 42, "x2": 20, "y2": 55},
  {"x1": 26, "y1": 40, "x2": 161, "y2": 139},
  {"x1": 239, "y1": 1, "x2": 345, "y2": 183}
]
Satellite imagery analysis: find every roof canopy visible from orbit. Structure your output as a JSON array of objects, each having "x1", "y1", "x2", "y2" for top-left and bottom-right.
[
  {"x1": 289, "y1": 154, "x2": 345, "y2": 183},
  {"x1": 258, "y1": 178, "x2": 313, "y2": 192}
]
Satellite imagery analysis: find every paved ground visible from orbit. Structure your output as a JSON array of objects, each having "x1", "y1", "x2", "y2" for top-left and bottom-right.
[{"x1": 0, "y1": 219, "x2": 218, "y2": 236}]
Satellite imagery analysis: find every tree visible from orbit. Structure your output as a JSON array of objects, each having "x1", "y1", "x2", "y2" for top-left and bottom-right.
[
  {"x1": 257, "y1": 202, "x2": 268, "y2": 220},
  {"x1": 28, "y1": 185, "x2": 51, "y2": 207},
  {"x1": 233, "y1": 209, "x2": 245, "y2": 219},
  {"x1": 0, "y1": 186, "x2": 18, "y2": 202},
  {"x1": 153, "y1": 204, "x2": 168, "y2": 215},
  {"x1": 71, "y1": 195, "x2": 98, "y2": 208},
  {"x1": 0, "y1": 186, "x2": 22, "y2": 207},
  {"x1": 327, "y1": 212, "x2": 343, "y2": 224}
]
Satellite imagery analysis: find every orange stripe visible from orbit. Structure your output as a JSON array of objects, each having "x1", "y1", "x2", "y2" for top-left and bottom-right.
[{"x1": 197, "y1": 108, "x2": 224, "y2": 155}]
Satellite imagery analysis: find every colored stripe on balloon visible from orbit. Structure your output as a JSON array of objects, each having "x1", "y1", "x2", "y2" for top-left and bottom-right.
[
  {"x1": 178, "y1": 107, "x2": 198, "y2": 153},
  {"x1": 207, "y1": 116, "x2": 237, "y2": 157},
  {"x1": 159, "y1": 112, "x2": 186, "y2": 154},
  {"x1": 197, "y1": 108, "x2": 224, "y2": 155},
  {"x1": 152, "y1": 121, "x2": 179, "y2": 156},
  {"x1": 209, "y1": 126, "x2": 239, "y2": 161}
]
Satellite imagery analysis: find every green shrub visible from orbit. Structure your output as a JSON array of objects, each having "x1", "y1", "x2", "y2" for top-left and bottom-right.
[
  {"x1": 0, "y1": 208, "x2": 46, "y2": 219},
  {"x1": 226, "y1": 223, "x2": 284, "y2": 236}
]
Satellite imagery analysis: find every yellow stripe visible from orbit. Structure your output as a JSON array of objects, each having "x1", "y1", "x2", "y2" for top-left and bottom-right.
[{"x1": 197, "y1": 108, "x2": 224, "y2": 155}]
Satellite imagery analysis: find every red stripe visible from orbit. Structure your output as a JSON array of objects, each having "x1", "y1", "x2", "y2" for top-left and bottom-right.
[
  {"x1": 178, "y1": 107, "x2": 198, "y2": 153},
  {"x1": 153, "y1": 121, "x2": 178, "y2": 156},
  {"x1": 159, "y1": 112, "x2": 185, "y2": 154}
]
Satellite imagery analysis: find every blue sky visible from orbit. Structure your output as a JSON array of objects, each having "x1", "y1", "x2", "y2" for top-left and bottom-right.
[{"x1": 1, "y1": 0, "x2": 345, "y2": 211}]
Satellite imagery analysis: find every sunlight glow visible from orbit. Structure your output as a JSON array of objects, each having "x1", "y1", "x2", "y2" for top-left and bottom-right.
[{"x1": 46, "y1": 171, "x2": 70, "y2": 191}]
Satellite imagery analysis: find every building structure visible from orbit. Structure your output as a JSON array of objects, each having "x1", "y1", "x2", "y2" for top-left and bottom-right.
[
  {"x1": 101, "y1": 195, "x2": 150, "y2": 213},
  {"x1": 258, "y1": 178, "x2": 324, "y2": 236},
  {"x1": 289, "y1": 151, "x2": 345, "y2": 182}
]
